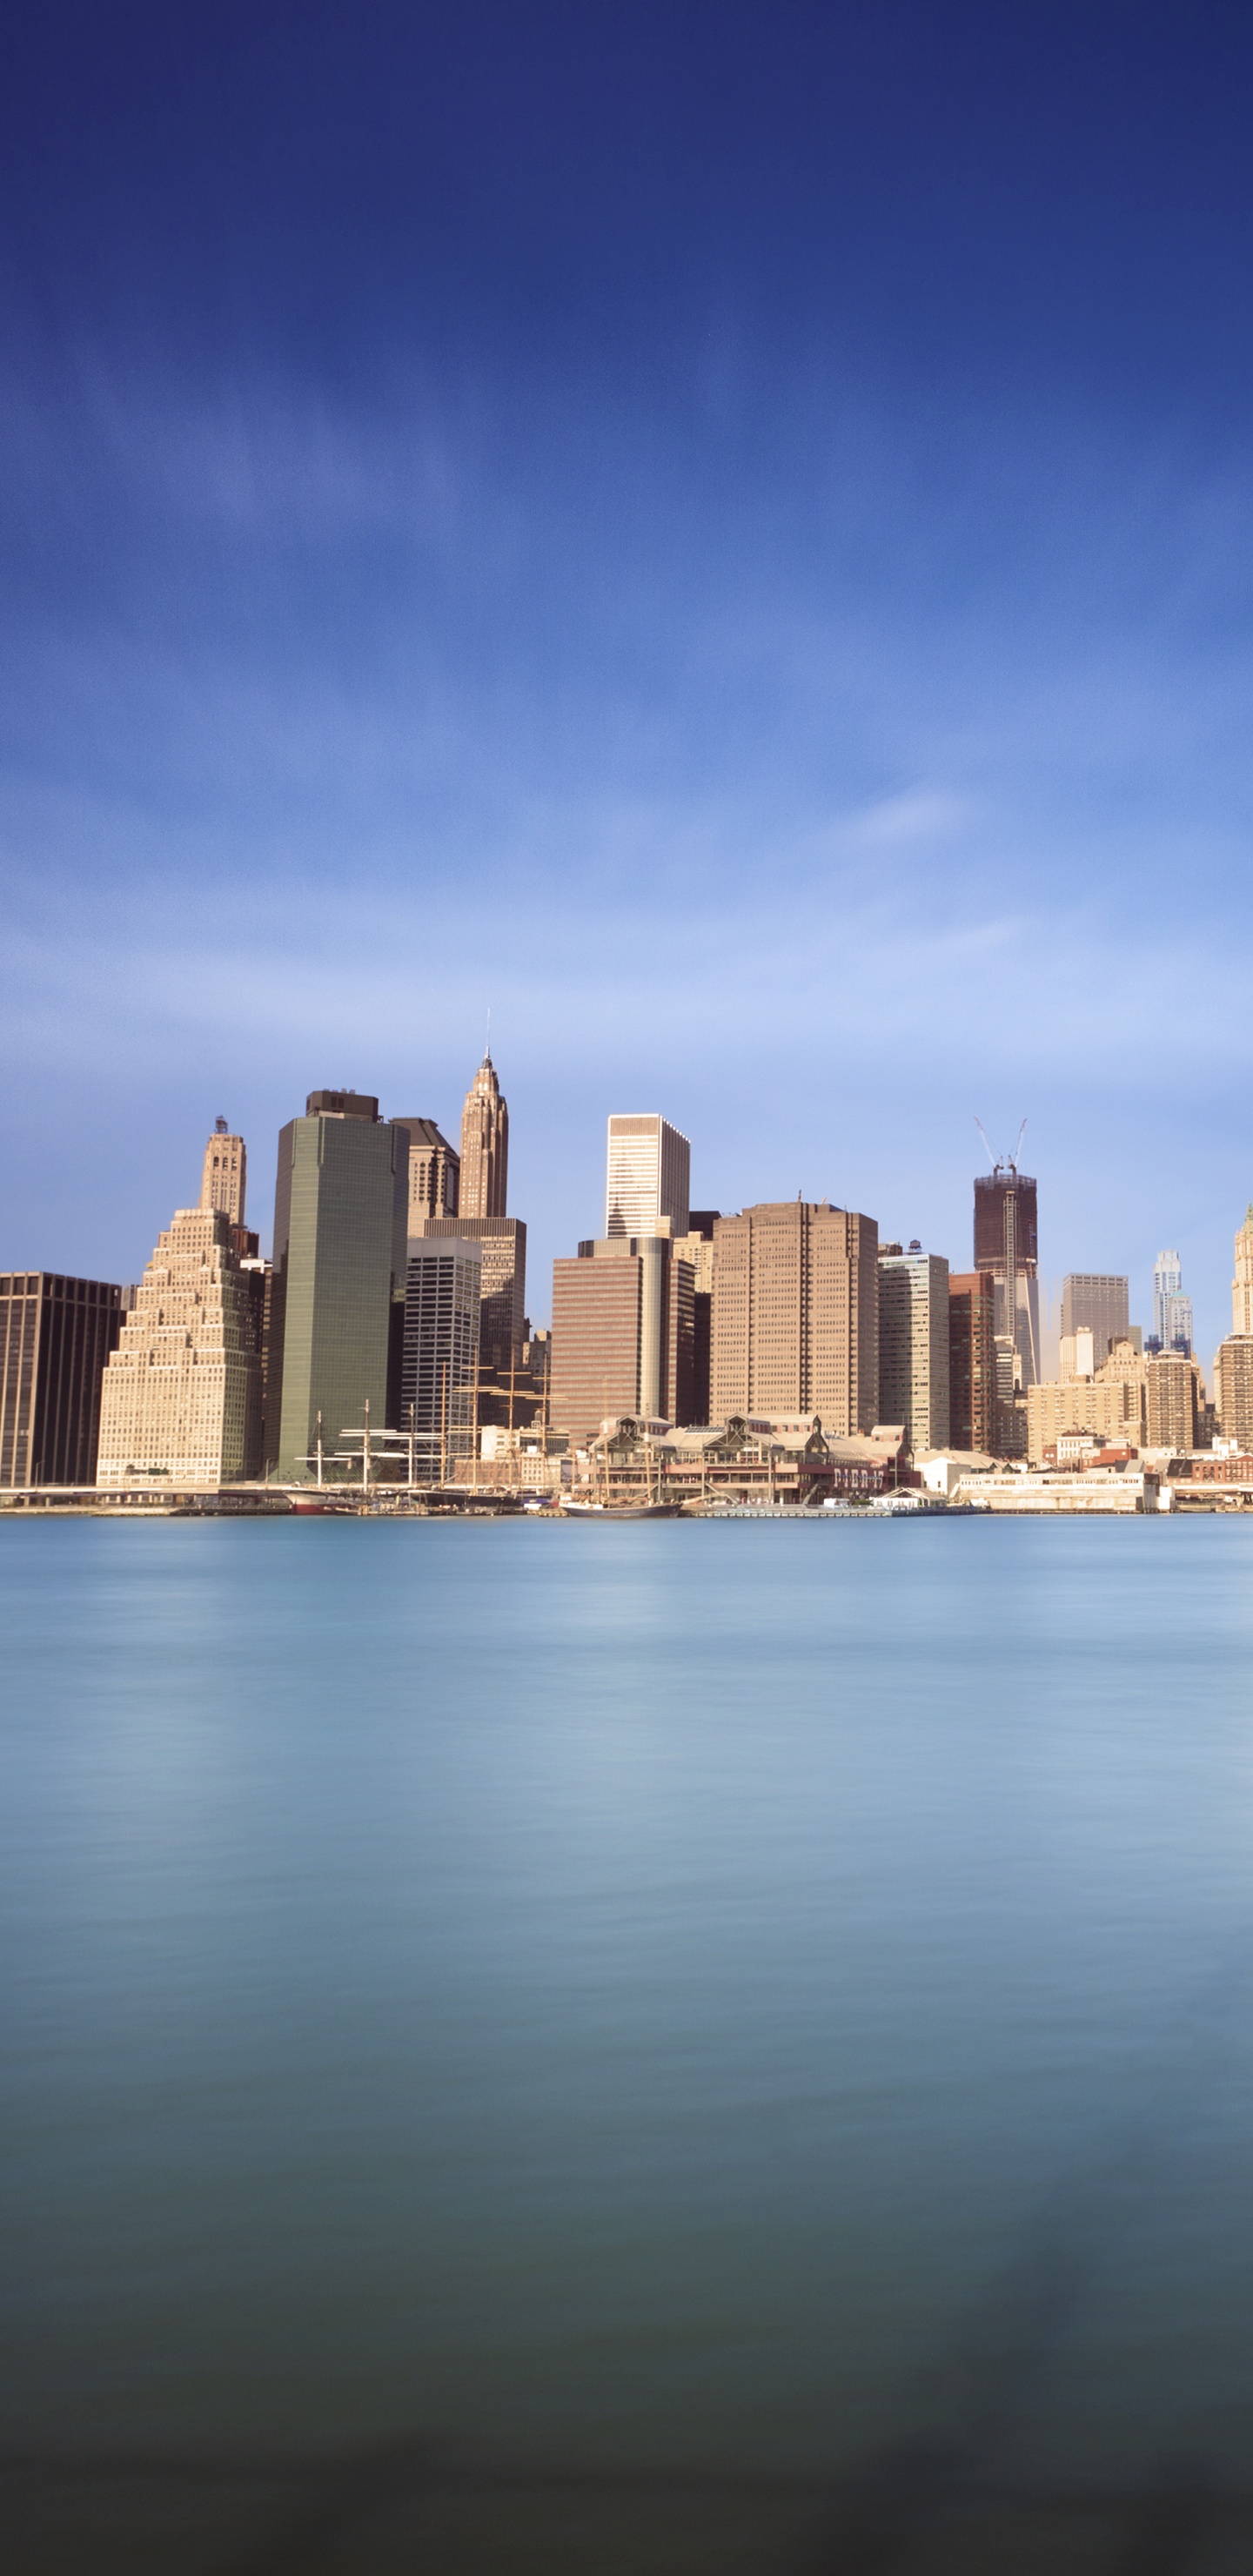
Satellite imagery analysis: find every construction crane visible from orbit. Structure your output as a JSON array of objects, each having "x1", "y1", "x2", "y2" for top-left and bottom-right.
[{"x1": 975, "y1": 1115, "x2": 1028, "y2": 1173}]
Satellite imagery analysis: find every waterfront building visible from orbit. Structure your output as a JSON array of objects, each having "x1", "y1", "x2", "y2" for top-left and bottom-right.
[
  {"x1": 266, "y1": 1091, "x2": 408, "y2": 1482},
  {"x1": 606, "y1": 1114, "x2": 690, "y2": 1240},
  {"x1": 0, "y1": 1272, "x2": 122, "y2": 1486},
  {"x1": 97, "y1": 1209, "x2": 261, "y2": 1487},
  {"x1": 948, "y1": 1271, "x2": 996, "y2": 1454},
  {"x1": 390, "y1": 1115, "x2": 459, "y2": 1231},
  {"x1": 1232, "y1": 1205, "x2": 1253, "y2": 1335},
  {"x1": 199, "y1": 1118, "x2": 247, "y2": 1228},
  {"x1": 1215, "y1": 1335, "x2": 1253, "y2": 1451},
  {"x1": 1060, "y1": 1273, "x2": 1129, "y2": 1365},
  {"x1": 951, "y1": 1467, "x2": 1158, "y2": 1515},
  {"x1": 401, "y1": 1236, "x2": 482, "y2": 1459},
  {"x1": 551, "y1": 1235, "x2": 694, "y2": 1446},
  {"x1": 710, "y1": 1200, "x2": 879, "y2": 1436},
  {"x1": 878, "y1": 1247, "x2": 950, "y2": 1453},
  {"x1": 459, "y1": 1053, "x2": 508, "y2": 1221},
  {"x1": 973, "y1": 1152, "x2": 1041, "y2": 1392}
]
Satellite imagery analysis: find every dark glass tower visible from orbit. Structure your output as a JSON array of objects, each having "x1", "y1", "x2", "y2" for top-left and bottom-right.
[{"x1": 266, "y1": 1093, "x2": 408, "y2": 1481}]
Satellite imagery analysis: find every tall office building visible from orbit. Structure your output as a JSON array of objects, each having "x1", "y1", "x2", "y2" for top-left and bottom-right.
[
  {"x1": 391, "y1": 1116, "x2": 459, "y2": 1231},
  {"x1": 459, "y1": 1053, "x2": 508, "y2": 1221},
  {"x1": 948, "y1": 1271, "x2": 996, "y2": 1453},
  {"x1": 97, "y1": 1209, "x2": 261, "y2": 1487},
  {"x1": 551, "y1": 1236, "x2": 694, "y2": 1446},
  {"x1": 1152, "y1": 1250, "x2": 1192, "y2": 1353},
  {"x1": 1233, "y1": 1206, "x2": 1253, "y2": 1334},
  {"x1": 1216, "y1": 1336, "x2": 1253, "y2": 1451},
  {"x1": 420, "y1": 1216, "x2": 526, "y2": 1372},
  {"x1": 673, "y1": 1211, "x2": 718, "y2": 1426},
  {"x1": 266, "y1": 1090, "x2": 408, "y2": 1482},
  {"x1": 877, "y1": 1249, "x2": 950, "y2": 1452},
  {"x1": 711, "y1": 1201, "x2": 879, "y2": 1435},
  {"x1": 1060, "y1": 1273, "x2": 1129, "y2": 1365},
  {"x1": 0, "y1": 1273, "x2": 122, "y2": 1486},
  {"x1": 401, "y1": 1238, "x2": 482, "y2": 1453},
  {"x1": 974, "y1": 1155, "x2": 1040, "y2": 1385},
  {"x1": 199, "y1": 1119, "x2": 247, "y2": 1228},
  {"x1": 1145, "y1": 1352, "x2": 1200, "y2": 1452},
  {"x1": 606, "y1": 1115, "x2": 690, "y2": 1240}
]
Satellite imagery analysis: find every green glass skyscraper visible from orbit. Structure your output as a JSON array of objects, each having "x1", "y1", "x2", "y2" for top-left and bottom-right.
[{"x1": 266, "y1": 1091, "x2": 408, "y2": 1482}]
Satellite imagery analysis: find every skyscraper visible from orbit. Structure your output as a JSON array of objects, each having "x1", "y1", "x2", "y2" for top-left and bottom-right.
[
  {"x1": 973, "y1": 1153, "x2": 1040, "y2": 1385},
  {"x1": 390, "y1": 1116, "x2": 459, "y2": 1231},
  {"x1": 1233, "y1": 1206, "x2": 1253, "y2": 1334},
  {"x1": 878, "y1": 1248, "x2": 950, "y2": 1452},
  {"x1": 606, "y1": 1115, "x2": 690, "y2": 1240},
  {"x1": 1216, "y1": 1335, "x2": 1253, "y2": 1451},
  {"x1": 459, "y1": 1054, "x2": 508, "y2": 1221},
  {"x1": 1060, "y1": 1273, "x2": 1129, "y2": 1365},
  {"x1": 266, "y1": 1090, "x2": 408, "y2": 1482},
  {"x1": 710, "y1": 1201, "x2": 879, "y2": 1434},
  {"x1": 948, "y1": 1272, "x2": 996, "y2": 1453},
  {"x1": 401, "y1": 1237, "x2": 482, "y2": 1457},
  {"x1": 1145, "y1": 1352, "x2": 1200, "y2": 1452},
  {"x1": 1152, "y1": 1250, "x2": 1192, "y2": 1354},
  {"x1": 97, "y1": 1208, "x2": 261, "y2": 1487},
  {"x1": 672, "y1": 1211, "x2": 717, "y2": 1426},
  {"x1": 420, "y1": 1217, "x2": 526, "y2": 1374},
  {"x1": 0, "y1": 1272, "x2": 122, "y2": 1486},
  {"x1": 551, "y1": 1235, "x2": 694, "y2": 1445},
  {"x1": 199, "y1": 1118, "x2": 247, "y2": 1228}
]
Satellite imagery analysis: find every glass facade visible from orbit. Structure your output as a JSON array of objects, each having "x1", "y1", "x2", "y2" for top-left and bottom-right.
[{"x1": 268, "y1": 1110, "x2": 408, "y2": 1481}]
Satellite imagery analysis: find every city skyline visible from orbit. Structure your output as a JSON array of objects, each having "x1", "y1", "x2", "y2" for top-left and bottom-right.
[
  {"x1": 4, "y1": 1051, "x2": 1250, "y2": 1378},
  {"x1": 4, "y1": 12, "x2": 1253, "y2": 1374}
]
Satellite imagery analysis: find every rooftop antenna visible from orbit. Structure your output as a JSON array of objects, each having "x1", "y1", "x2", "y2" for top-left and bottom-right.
[{"x1": 485, "y1": 1007, "x2": 492, "y2": 1063}]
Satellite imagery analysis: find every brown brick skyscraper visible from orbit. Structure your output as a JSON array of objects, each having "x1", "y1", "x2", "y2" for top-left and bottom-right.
[{"x1": 711, "y1": 1201, "x2": 879, "y2": 1435}]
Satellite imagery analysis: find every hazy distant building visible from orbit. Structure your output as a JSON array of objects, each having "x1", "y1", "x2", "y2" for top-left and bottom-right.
[
  {"x1": 1152, "y1": 1250, "x2": 1193, "y2": 1353},
  {"x1": 606, "y1": 1115, "x2": 690, "y2": 1240},
  {"x1": 1060, "y1": 1273, "x2": 1129, "y2": 1366},
  {"x1": 402, "y1": 1237, "x2": 482, "y2": 1455},
  {"x1": 710, "y1": 1201, "x2": 878, "y2": 1436},
  {"x1": 199, "y1": 1118, "x2": 247, "y2": 1229},
  {"x1": 878, "y1": 1249, "x2": 950, "y2": 1452},
  {"x1": 1232, "y1": 1206, "x2": 1253, "y2": 1335},
  {"x1": 948, "y1": 1271, "x2": 996, "y2": 1454},
  {"x1": 97, "y1": 1208, "x2": 261, "y2": 1487},
  {"x1": 1215, "y1": 1336, "x2": 1253, "y2": 1452},
  {"x1": 391, "y1": 1116, "x2": 459, "y2": 1231},
  {"x1": 460, "y1": 1054, "x2": 508, "y2": 1221},
  {"x1": 1026, "y1": 1339, "x2": 1148, "y2": 1463},
  {"x1": 266, "y1": 1091, "x2": 407, "y2": 1482},
  {"x1": 974, "y1": 1155, "x2": 1040, "y2": 1387},
  {"x1": 551, "y1": 1236, "x2": 694, "y2": 1446},
  {"x1": 0, "y1": 1272, "x2": 122, "y2": 1486}
]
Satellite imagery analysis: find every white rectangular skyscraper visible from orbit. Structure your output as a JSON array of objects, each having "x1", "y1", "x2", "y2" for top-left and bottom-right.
[{"x1": 605, "y1": 1115, "x2": 690, "y2": 1240}]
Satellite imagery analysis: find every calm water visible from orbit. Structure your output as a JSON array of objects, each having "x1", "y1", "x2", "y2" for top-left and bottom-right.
[{"x1": 3, "y1": 1514, "x2": 1253, "y2": 2571}]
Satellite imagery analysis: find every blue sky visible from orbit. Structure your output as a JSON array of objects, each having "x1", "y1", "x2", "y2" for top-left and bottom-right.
[{"x1": 3, "y1": 2, "x2": 1252, "y2": 1358}]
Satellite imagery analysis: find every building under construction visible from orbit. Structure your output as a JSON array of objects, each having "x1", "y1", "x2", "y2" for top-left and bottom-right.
[{"x1": 974, "y1": 1127, "x2": 1040, "y2": 1454}]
